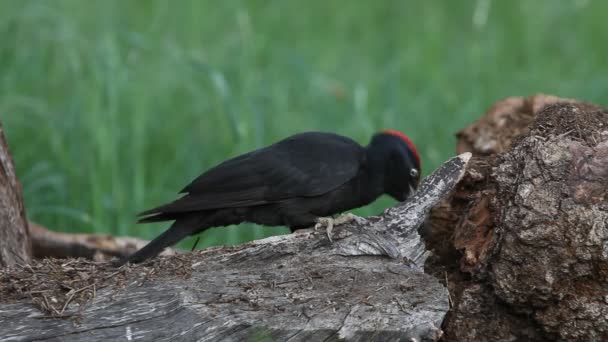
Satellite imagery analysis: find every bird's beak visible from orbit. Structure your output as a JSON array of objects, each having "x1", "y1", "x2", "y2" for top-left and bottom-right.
[
  {"x1": 408, "y1": 184, "x2": 416, "y2": 198},
  {"x1": 398, "y1": 184, "x2": 417, "y2": 202}
]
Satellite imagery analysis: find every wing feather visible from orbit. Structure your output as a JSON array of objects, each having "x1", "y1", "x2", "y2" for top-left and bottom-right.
[{"x1": 139, "y1": 132, "x2": 365, "y2": 217}]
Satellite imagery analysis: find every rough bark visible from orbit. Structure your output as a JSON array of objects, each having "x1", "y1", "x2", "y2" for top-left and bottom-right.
[
  {"x1": 0, "y1": 153, "x2": 471, "y2": 342},
  {"x1": 0, "y1": 123, "x2": 31, "y2": 268},
  {"x1": 426, "y1": 94, "x2": 608, "y2": 341},
  {"x1": 29, "y1": 221, "x2": 175, "y2": 261}
]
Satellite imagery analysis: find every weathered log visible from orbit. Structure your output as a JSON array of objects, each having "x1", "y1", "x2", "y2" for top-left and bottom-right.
[
  {"x1": 0, "y1": 123, "x2": 31, "y2": 267},
  {"x1": 427, "y1": 95, "x2": 608, "y2": 341},
  {"x1": 29, "y1": 221, "x2": 175, "y2": 261},
  {"x1": 0, "y1": 153, "x2": 471, "y2": 341}
]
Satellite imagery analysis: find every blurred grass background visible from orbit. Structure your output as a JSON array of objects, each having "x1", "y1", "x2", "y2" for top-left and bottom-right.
[{"x1": 1, "y1": 0, "x2": 606, "y2": 250}]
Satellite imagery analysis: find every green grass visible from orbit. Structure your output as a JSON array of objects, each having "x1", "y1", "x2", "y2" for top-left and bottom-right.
[{"x1": 1, "y1": 0, "x2": 606, "y2": 250}]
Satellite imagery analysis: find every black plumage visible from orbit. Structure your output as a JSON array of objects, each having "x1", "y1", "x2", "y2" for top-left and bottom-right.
[{"x1": 121, "y1": 131, "x2": 420, "y2": 264}]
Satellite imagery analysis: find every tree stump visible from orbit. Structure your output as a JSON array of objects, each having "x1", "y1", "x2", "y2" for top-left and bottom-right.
[
  {"x1": 427, "y1": 94, "x2": 608, "y2": 341},
  {"x1": 0, "y1": 121, "x2": 169, "y2": 265},
  {"x1": 0, "y1": 123, "x2": 30, "y2": 268}
]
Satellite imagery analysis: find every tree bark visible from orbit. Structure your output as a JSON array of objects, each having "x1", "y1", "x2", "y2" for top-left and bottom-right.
[
  {"x1": 0, "y1": 123, "x2": 31, "y2": 268},
  {"x1": 0, "y1": 153, "x2": 470, "y2": 342},
  {"x1": 426, "y1": 94, "x2": 608, "y2": 341}
]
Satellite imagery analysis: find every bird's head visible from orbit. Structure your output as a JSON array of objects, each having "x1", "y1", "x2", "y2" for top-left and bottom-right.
[{"x1": 370, "y1": 130, "x2": 421, "y2": 202}]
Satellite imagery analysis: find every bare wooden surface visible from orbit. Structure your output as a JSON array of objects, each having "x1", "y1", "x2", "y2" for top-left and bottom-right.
[
  {"x1": 0, "y1": 153, "x2": 471, "y2": 342},
  {"x1": 0, "y1": 123, "x2": 31, "y2": 268}
]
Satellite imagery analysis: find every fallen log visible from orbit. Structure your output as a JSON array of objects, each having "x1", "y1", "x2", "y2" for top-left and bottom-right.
[
  {"x1": 0, "y1": 153, "x2": 471, "y2": 341},
  {"x1": 29, "y1": 221, "x2": 175, "y2": 261}
]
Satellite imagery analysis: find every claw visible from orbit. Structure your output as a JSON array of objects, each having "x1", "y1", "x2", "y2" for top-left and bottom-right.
[
  {"x1": 314, "y1": 213, "x2": 366, "y2": 242},
  {"x1": 333, "y1": 212, "x2": 366, "y2": 226}
]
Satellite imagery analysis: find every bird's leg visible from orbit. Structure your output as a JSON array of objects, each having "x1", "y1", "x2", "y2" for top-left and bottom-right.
[
  {"x1": 314, "y1": 217, "x2": 335, "y2": 242},
  {"x1": 314, "y1": 213, "x2": 366, "y2": 242}
]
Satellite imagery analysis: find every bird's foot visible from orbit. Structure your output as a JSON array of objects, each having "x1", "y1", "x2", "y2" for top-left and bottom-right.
[
  {"x1": 314, "y1": 213, "x2": 366, "y2": 242},
  {"x1": 333, "y1": 212, "x2": 366, "y2": 226}
]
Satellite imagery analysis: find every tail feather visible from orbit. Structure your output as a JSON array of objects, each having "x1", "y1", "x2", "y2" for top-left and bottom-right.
[
  {"x1": 137, "y1": 196, "x2": 188, "y2": 218},
  {"x1": 137, "y1": 212, "x2": 181, "y2": 224},
  {"x1": 116, "y1": 214, "x2": 206, "y2": 266}
]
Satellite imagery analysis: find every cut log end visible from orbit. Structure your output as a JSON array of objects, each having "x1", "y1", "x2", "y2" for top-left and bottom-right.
[{"x1": 429, "y1": 96, "x2": 608, "y2": 341}]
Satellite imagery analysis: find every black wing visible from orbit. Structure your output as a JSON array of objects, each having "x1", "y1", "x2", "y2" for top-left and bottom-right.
[{"x1": 139, "y1": 132, "x2": 366, "y2": 217}]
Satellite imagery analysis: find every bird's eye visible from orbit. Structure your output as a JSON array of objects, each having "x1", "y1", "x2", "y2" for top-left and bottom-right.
[{"x1": 410, "y1": 169, "x2": 419, "y2": 178}]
